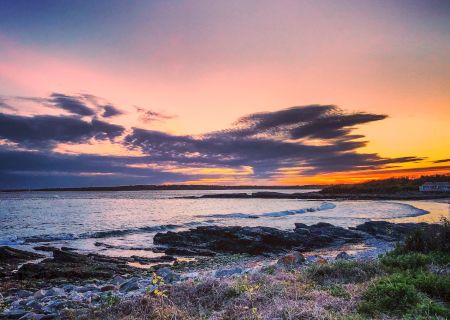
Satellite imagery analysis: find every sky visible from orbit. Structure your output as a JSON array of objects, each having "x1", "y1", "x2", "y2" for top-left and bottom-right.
[{"x1": 0, "y1": 0, "x2": 449, "y2": 188}]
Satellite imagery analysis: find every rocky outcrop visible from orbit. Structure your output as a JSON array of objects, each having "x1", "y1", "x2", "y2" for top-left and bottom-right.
[
  {"x1": 154, "y1": 221, "x2": 444, "y2": 256},
  {"x1": 351, "y1": 221, "x2": 441, "y2": 241},
  {"x1": 154, "y1": 223, "x2": 366, "y2": 256},
  {"x1": 17, "y1": 250, "x2": 138, "y2": 281},
  {"x1": 0, "y1": 247, "x2": 43, "y2": 262}
]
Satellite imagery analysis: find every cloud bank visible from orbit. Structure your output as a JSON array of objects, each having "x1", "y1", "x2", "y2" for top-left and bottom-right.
[{"x1": 0, "y1": 94, "x2": 427, "y2": 188}]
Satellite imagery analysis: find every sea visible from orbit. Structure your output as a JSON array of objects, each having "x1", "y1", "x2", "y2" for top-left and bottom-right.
[{"x1": 1, "y1": 189, "x2": 449, "y2": 258}]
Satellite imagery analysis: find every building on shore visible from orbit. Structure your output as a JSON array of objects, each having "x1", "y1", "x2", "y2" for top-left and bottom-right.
[{"x1": 419, "y1": 182, "x2": 450, "y2": 192}]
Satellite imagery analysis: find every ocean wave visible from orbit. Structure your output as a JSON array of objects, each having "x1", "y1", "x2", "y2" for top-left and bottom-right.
[
  {"x1": 383, "y1": 202, "x2": 429, "y2": 218},
  {"x1": 0, "y1": 235, "x2": 26, "y2": 246},
  {"x1": 22, "y1": 223, "x2": 192, "y2": 243},
  {"x1": 198, "y1": 202, "x2": 337, "y2": 220}
]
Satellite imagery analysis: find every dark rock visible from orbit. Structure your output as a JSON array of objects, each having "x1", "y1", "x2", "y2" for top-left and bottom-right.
[
  {"x1": 19, "y1": 312, "x2": 57, "y2": 320},
  {"x1": 155, "y1": 223, "x2": 365, "y2": 256},
  {"x1": 33, "y1": 246, "x2": 56, "y2": 252},
  {"x1": 156, "y1": 267, "x2": 180, "y2": 282},
  {"x1": 119, "y1": 277, "x2": 140, "y2": 293},
  {"x1": 17, "y1": 250, "x2": 138, "y2": 281},
  {"x1": 351, "y1": 221, "x2": 439, "y2": 241},
  {"x1": 0, "y1": 247, "x2": 43, "y2": 262},
  {"x1": 100, "y1": 284, "x2": 117, "y2": 292},
  {"x1": 0, "y1": 309, "x2": 28, "y2": 319},
  {"x1": 14, "y1": 290, "x2": 33, "y2": 298},
  {"x1": 335, "y1": 252, "x2": 352, "y2": 260}
]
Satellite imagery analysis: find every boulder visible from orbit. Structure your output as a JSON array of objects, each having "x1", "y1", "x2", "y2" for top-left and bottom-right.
[
  {"x1": 277, "y1": 252, "x2": 306, "y2": 268},
  {"x1": 335, "y1": 251, "x2": 352, "y2": 260},
  {"x1": 119, "y1": 277, "x2": 140, "y2": 293}
]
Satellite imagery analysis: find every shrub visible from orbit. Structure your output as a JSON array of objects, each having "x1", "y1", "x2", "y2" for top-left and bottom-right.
[
  {"x1": 380, "y1": 252, "x2": 432, "y2": 270},
  {"x1": 306, "y1": 260, "x2": 382, "y2": 284},
  {"x1": 359, "y1": 275, "x2": 421, "y2": 316},
  {"x1": 410, "y1": 270, "x2": 450, "y2": 302},
  {"x1": 400, "y1": 217, "x2": 450, "y2": 254},
  {"x1": 359, "y1": 272, "x2": 450, "y2": 317}
]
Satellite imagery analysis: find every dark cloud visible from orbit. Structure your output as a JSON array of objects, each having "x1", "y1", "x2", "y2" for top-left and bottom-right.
[
  {"x1": 228, "y1": 105, "x2": 387, "y2": 141},
  {"x1": 102, "y1": 105, "x2": 123, "y2": 117},
  {"x1": 124, "y1": 105, "x2": 421, "y2": 178},
  {"x1": 136, "y1": 107, "x2": 174, "y2": 123},
  {"x1": 49, "y1": 93, "x2": 95, "y2": 116},
  {"x1": 0, "y1": 102, "x2": 427, "y2": 188},
  {"x1": 434, "y1": 158, "x2": 450, "y2": 164},
  {"x1": 0, "y1": 146, "x2": 184, "y2": 189},
  {"x1": 0, "y1": 113, "x2": 124, "y2": 148}
]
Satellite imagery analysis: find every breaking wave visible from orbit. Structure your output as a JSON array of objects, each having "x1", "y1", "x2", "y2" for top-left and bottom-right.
[{"x1": 198, "y1": 202, "x2": 337, "y2": 219}]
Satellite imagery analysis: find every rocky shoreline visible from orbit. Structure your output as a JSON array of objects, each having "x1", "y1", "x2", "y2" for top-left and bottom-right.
[{"x1": 0, "y1": 220, "x2": 446, "y2": 319}]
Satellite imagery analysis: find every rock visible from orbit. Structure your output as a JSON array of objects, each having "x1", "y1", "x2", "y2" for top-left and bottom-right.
[
  {"x1": 335, "y1": 252, "x2": 352, "y2": 260},
  {"x1": 277, "y1": 252, "x2": 306, "y2": 268},
  {"x1": 215, "y1": 267, "x2": 243, "y2": 278},
  {"x1": 100, "y1": 284, "x2": 117, "y2": 292},
  {"x1": 155, "y1": 223, "x2": 365, "y2": 256},
  {"x1": 352, "y1": 221, "x2": 440, "y2": 241},
  {"x1": 76, "y1": 284, "x2": 99, "y2": 293},
  {"x1": 109, "y1": 275, "x2": 126, "y2": 285},
  {"x1": 19, "y1": 313, "x2": 57, "y2": 320},
  {"x1": 32, "y1": 246, "x2": 56, "y2": 252},
  {"x1": 0, "y1": 309, "x2": 28, "y2": 319},
  {"x1": 46, "y1": 288, "x2": 66, "y2": 297},
  {"x1": 15, "y1": 290, "x2": 33, "y2": 298},
  {"x1": 17, "y1": 250, "x2": 137, "y2": 281},
  {"x1": 165, "y1": 247, "x2": 216, "y2": 256},
  {"x1": 33, "y1": 290, "x2": 47, "y2": 299},
  {"x1": 25, "y1": 300, "x2": 43, "y2": 312},
  {"x1": 62, "y1": 284, "x2": 77, "y2": 292},
  {"x1": 119, "y1": 277, "x2": 140, "y2": 293},
  {"x1": 0, "y1": 247, "x2": 43, "y2": 262},
  {"x1": 155, "y1": 267, "x2": 180, "y2": 282}
]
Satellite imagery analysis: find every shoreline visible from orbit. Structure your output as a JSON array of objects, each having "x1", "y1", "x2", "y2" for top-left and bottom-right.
[{"x1": 0, "y1": 220, "x2": 441, "y2": 319}]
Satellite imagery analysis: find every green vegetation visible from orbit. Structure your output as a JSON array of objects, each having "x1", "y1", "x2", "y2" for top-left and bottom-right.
[
  {"x1": 321, "y1": 174, "x2": 450, "y2": 194},
  {"x1": 305, "y1": 259, "x2": 381, "y2": 284},
  {"x1": 359, "y1": 218, "x2": 450, "y2": 318}
]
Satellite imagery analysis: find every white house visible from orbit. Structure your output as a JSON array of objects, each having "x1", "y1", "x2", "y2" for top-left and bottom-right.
[{"x1": 419, "y1": 182, "x2": 450, "y2": 192}]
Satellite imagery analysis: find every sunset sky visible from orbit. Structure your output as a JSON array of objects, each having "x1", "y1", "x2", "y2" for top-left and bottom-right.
[{"x1": 0, "y1": 0, "x2": 449, "y2": 188}]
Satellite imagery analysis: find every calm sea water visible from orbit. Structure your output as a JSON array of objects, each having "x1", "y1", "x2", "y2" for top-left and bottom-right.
[{"x1": 1, "y1": 190, "x2": 449, "y2": 258}]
